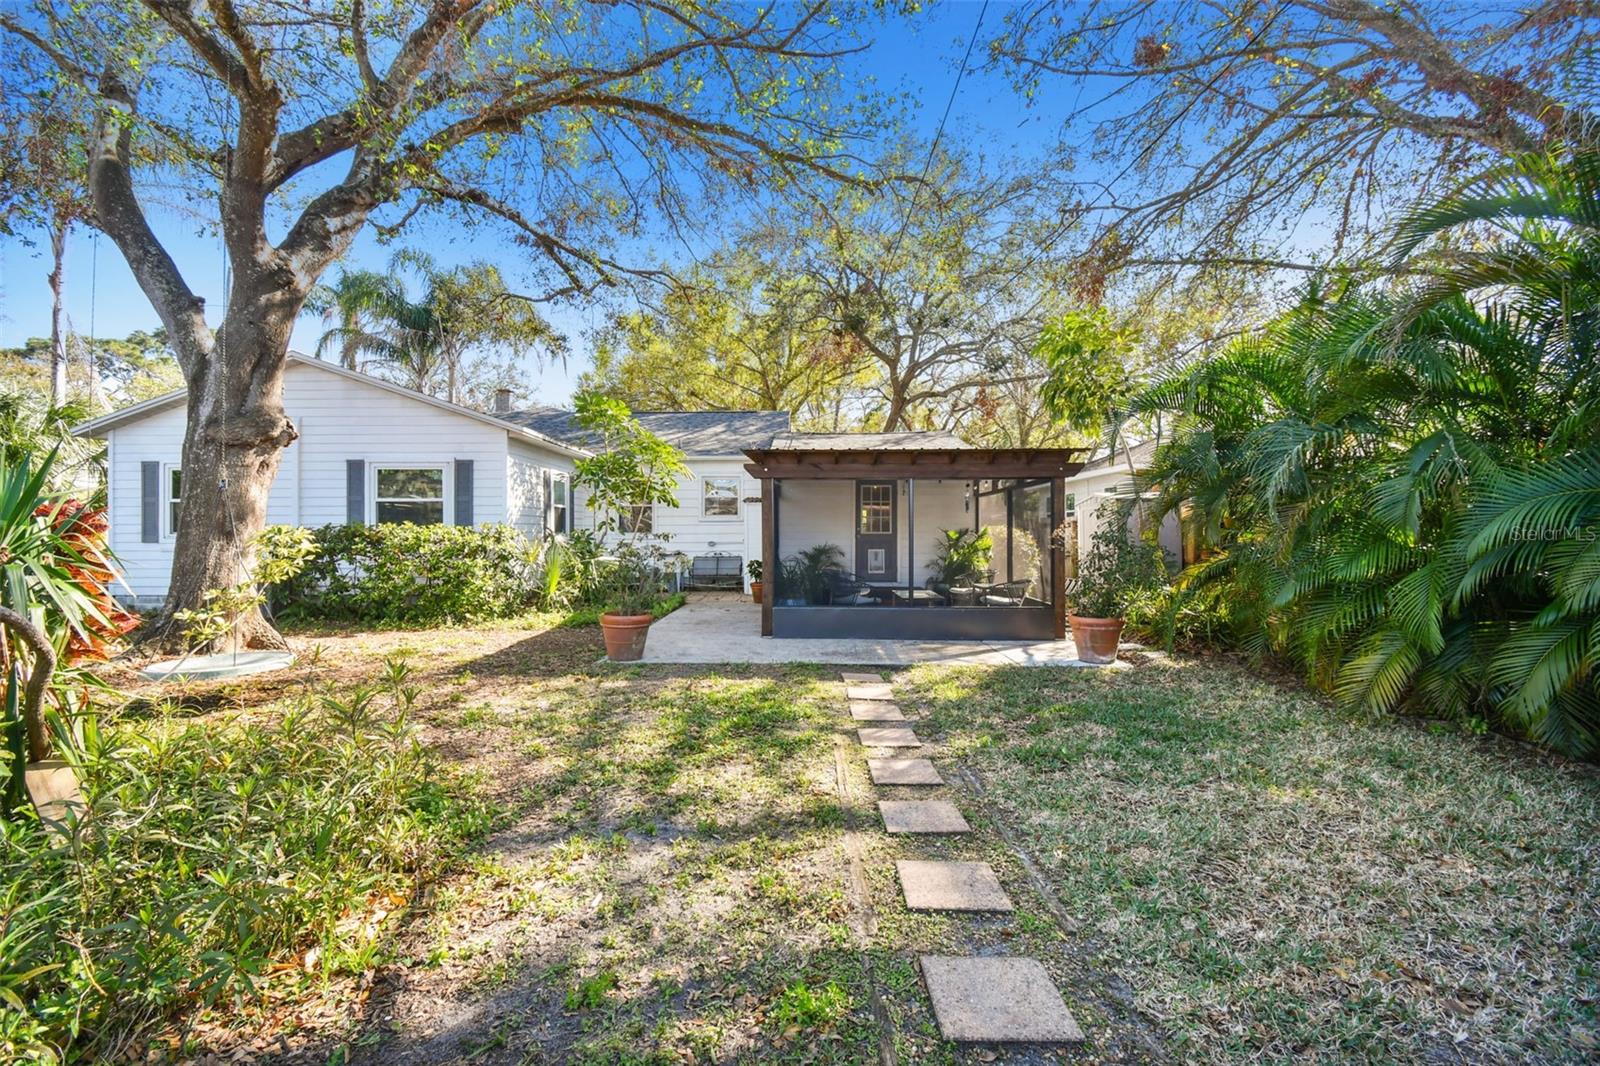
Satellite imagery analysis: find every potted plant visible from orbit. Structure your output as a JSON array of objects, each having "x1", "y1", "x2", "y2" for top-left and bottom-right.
[
  {"x1": 570, "y1": 392, "x2": 690, "y2": 661},
  {"x1": 788, "y1": 543, "x2": 844, "y2": 604},
  {"x1": 595, "y1": 545, "x2": 668, "y2": 660},
  {"x1": 926, "y1": 527, "x2": 992, "y2": 597},
  {"x1": 1067, "y1": 516, "x2": 1167, "y2": 664},
  {"x1": 747, "y1": 558, "x2": 763, "y2": 604}
]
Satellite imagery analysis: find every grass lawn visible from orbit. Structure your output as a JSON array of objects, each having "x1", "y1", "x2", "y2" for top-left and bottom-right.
[{"x1": 109, "y1": 619, "x2": 1598, "y2": 1064}]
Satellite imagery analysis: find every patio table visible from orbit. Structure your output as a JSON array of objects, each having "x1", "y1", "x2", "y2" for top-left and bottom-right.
[{"x1": 891, "y1": 588, "x2": 945, "y2": 607}]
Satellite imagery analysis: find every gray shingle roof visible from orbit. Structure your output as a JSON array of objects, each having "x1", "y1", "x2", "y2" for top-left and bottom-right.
[
  {"x1": 502, "y1": 405, "x2": 792, "y2": 455},
  {"x1": 1073, "y1": 438, "x2": 1159, "y2": 474},
  {"x1": 765, "y1": 430, "x2": 971, "y2": 451}
]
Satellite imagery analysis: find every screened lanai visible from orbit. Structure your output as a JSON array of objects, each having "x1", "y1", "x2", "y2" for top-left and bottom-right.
[{"x1": 743, "y1": 437, "x2": 1086, "y2": 640}]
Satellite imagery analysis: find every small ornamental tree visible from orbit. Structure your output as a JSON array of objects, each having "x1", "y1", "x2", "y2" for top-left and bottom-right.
[{"x1": 570, "y1": 393, "x2": 689, "y2": 615}]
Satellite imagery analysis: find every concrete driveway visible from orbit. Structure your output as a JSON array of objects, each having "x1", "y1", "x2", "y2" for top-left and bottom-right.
[{"x1": 638, "y1": 593, "x2": 1109, "y2": 667}]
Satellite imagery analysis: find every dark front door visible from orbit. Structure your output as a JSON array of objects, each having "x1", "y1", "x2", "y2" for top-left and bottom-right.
[{"x1": 855, "y1": 480, "x2": 896, "y2": 582}]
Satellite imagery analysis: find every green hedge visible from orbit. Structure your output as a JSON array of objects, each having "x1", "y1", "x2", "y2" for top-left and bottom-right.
[{"x1": 268, "y1": 523, "x2": 543, "y2": 626}]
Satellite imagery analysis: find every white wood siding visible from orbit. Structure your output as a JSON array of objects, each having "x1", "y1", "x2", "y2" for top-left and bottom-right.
[
  {"x1": 104, "y1": 360, "x2": 576, "y2": 604},
  {"x1": 773, "y1": 478, "x2": 968, "y2": 585},
  {"x1": 506, "y1": 439, "x2": 576, "y2": 536},
  {"x1": 571, "y1": 458, "x2": 761, "y2": 588}
]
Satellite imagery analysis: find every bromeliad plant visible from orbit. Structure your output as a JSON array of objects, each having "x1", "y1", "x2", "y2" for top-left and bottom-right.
[{"x1": 0, "y1": 450, "x2": 135, "y2": 817}]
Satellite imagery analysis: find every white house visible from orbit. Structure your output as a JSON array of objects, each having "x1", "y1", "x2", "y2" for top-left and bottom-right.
[
  {"x1": 72, "y1": 354, "x2": 787, "y2": 607},
  {"x1": 1062, "y1": 439, "x2": 1188, "y2": 573}
]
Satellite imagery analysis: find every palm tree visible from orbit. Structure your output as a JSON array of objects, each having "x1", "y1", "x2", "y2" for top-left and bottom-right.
[
  {"x1": 305, "y1": 269, "x2": 394, "y2": 371},
  {"x1": 311, "y1": 252, "x2": 560, "y2": 404},
  {"x1": 1128, "y1": 150, "x2": 1600, "y2": 756}
]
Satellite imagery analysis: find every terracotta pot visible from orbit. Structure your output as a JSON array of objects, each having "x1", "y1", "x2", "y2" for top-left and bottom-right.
[
  {"x1": 600, "y1": 613, "x2": 653, "y2": 661},
  {"x1": 750, "y1": 581, "x2": 763, "y2": 604},
  {"x1": 1068, "y1": 614, "x2": 1125, "y2": 665}
]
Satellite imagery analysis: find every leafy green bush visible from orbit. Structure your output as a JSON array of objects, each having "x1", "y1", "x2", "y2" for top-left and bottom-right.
[
  {"x1": 1069, "y1": 516, "x2": 1168, "y2": 619},
  {"x1": 268, "y1": 522, "x2": 547, "y2": 626},
  {"x1": 0, "y1": 661, "x2": 491, "y2": 1061},
  {"x1": 1126, "y1": 151, "x2": 1600, "y2": 755}
]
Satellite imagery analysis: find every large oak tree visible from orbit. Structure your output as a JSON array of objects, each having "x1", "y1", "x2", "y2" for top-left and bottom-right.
[{"x1": 1, "y1": 0, "x2": 884, "y2": 649}]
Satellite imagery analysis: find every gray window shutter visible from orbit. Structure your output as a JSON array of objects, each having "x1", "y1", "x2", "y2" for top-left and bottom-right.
[
  {"x1": 140, "y1": 462, "x2": 160, "y2": 542},
  {"x1": 454, "y1": 459, "x2": 474, "y2": 526},
  {"x1": 346, "y1": 460, "x2": 365, "y2": 524},
  {"x1": 542, "y1": 470, "x2": 553, "y2": 531}
]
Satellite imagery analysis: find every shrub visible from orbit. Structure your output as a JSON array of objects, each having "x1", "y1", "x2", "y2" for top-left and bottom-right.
[
  {"x1": 268, "y1": 522, "x2": 546, "y2": 626},
  {"x1": 1069, "y1": 516, "x2": 1168, "y2": 619},
  {"x1": 0, "y1": 661, "x2": 491, "y2": 1061}
]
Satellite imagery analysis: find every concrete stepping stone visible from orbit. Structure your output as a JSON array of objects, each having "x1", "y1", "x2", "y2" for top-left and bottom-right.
[
  {"x1": 845, "y1": 682, "x2": 896, "y2": 701},
  {"x1": 867, "y1": 757, "x2": 943, "y2": 785},
  {"x1": 857, "y1": 727, "x2": 921, "y2": 747},
  {"x1": 920, "y1": 956, "x2": 1083, "y2": 1043},
  {"x1": 897, "y1": 861, "x2": 1014, "y2": 912},
  {"x1": 879, "y1": 800, "x2": 970, "y2": 834},
  {"x1": 849, "y1": 700, "x2": 906, "y2": 721},
  {"x1": 840, "y1": 671, "x2": 884, "y2": 683}
]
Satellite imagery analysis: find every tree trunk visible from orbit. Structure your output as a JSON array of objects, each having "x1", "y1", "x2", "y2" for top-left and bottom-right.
[
  {"x1": 143, "y1": 292, "x2": 300, "y2": 653},
  {"x1": 47, "y1": 217, "x2": 68, "y2": 407},
  {"x1": 81, "y1": 336, "x2": 108, "y2": 410}
]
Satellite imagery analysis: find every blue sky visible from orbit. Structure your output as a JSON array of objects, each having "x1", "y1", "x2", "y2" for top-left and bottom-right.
[{"x1": 0, "y1": 2, "x2": 1079, "y2": 403}]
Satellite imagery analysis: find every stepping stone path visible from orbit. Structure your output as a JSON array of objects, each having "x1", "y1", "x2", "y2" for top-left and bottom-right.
[
  {"x1": 849, "y1": 700, "x2": 906, "y2": 721},
  {"x1": 920, "y1": 956, "x2": 1084, "y2": 1043},
  {"x1": 840, "y1": 669, "x2": 1083, "y2": 1048},
  {"x1": 867, "y1": 757, "x2": 943, "y2": 785},
  {"x1": 857, "y1": 726, "x2": 922, "y2": 747},
  {"x1": 880, "y1": 799, "x2": 970, "y2": 834},
  {"x1": 897, "y1": 861, "x2": 1014, "y2": 912}
]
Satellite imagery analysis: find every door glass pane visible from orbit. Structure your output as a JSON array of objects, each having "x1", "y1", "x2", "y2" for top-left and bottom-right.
[{"x1": 858, "y1": 483, "x2": 892, "y2": 534}]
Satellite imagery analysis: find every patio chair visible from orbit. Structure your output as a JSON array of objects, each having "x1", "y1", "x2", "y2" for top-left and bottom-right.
[
  {"x1": 978, "y1": 579, "x2": 1031, "y2": 606},
  {"x1": 824, "y1": 568, "x2": 877, "y2": 606}
]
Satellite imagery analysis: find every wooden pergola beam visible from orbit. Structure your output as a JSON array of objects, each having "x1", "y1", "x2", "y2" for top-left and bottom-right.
[{"x1": 743, "y1": 447, "x2": 1086, "y2": 481}]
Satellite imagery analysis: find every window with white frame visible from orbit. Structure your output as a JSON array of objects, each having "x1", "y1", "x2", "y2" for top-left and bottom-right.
[
  {"x1": 166, "y1": 466, "x2": 182, "y2": 536},
  {"x1": 702, "y1": 476, "x2": 739, "y2": 517},
  {"x1": 551, "y1": 475, "x2": 569, "y2": 533},
  {"x1": 374, "y1": 466, "x2": 446, "y2": 524},
  {"x1": 618, "y1": 503, "x2": 653, "y2": 535}
]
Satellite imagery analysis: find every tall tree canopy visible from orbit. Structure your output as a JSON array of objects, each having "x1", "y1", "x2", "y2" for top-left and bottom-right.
[
  {"x1": 0, "y1": 0, "x2": 887, "y2": 648},
  {"x1": 989, "y1": 0, "x2": 1599, "y2": 296},
  {"x1": 314, "y1": 252, "x2": 564, "y2": 405},
  {"x1": 583, "y1": 253, "x2": 871, "y2": 430}
]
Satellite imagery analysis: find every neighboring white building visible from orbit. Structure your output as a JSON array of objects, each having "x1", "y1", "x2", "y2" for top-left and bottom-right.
[
  {"x1": 1062, "y1": 439, "x2": 1187, "y2": 574},
  {"x1": 72, "y1": 354, "x2": 786, "y2": 607}
]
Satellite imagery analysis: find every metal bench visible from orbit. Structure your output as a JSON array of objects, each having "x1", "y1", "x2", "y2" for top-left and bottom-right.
[{"x1": 686, "y1": 552, "x2": 743, "y2": 590}]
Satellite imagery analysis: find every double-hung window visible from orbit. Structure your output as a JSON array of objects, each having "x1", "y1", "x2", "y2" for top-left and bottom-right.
[
  {"x1": 551, "y1": 475, "x2": 569, "y2": 533},
  {"x1": 702, "y1": 477, "x2": 740, "y2": 517},
  {"x1": 619, "y1": 503, "x2": 653, "y2": 535},
  {"x1": 166, "y1": 466, "x2": 182, "y2": 536},
  {"x1": 374, "y1": 466, "x2": 446, "y2": 525}
]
